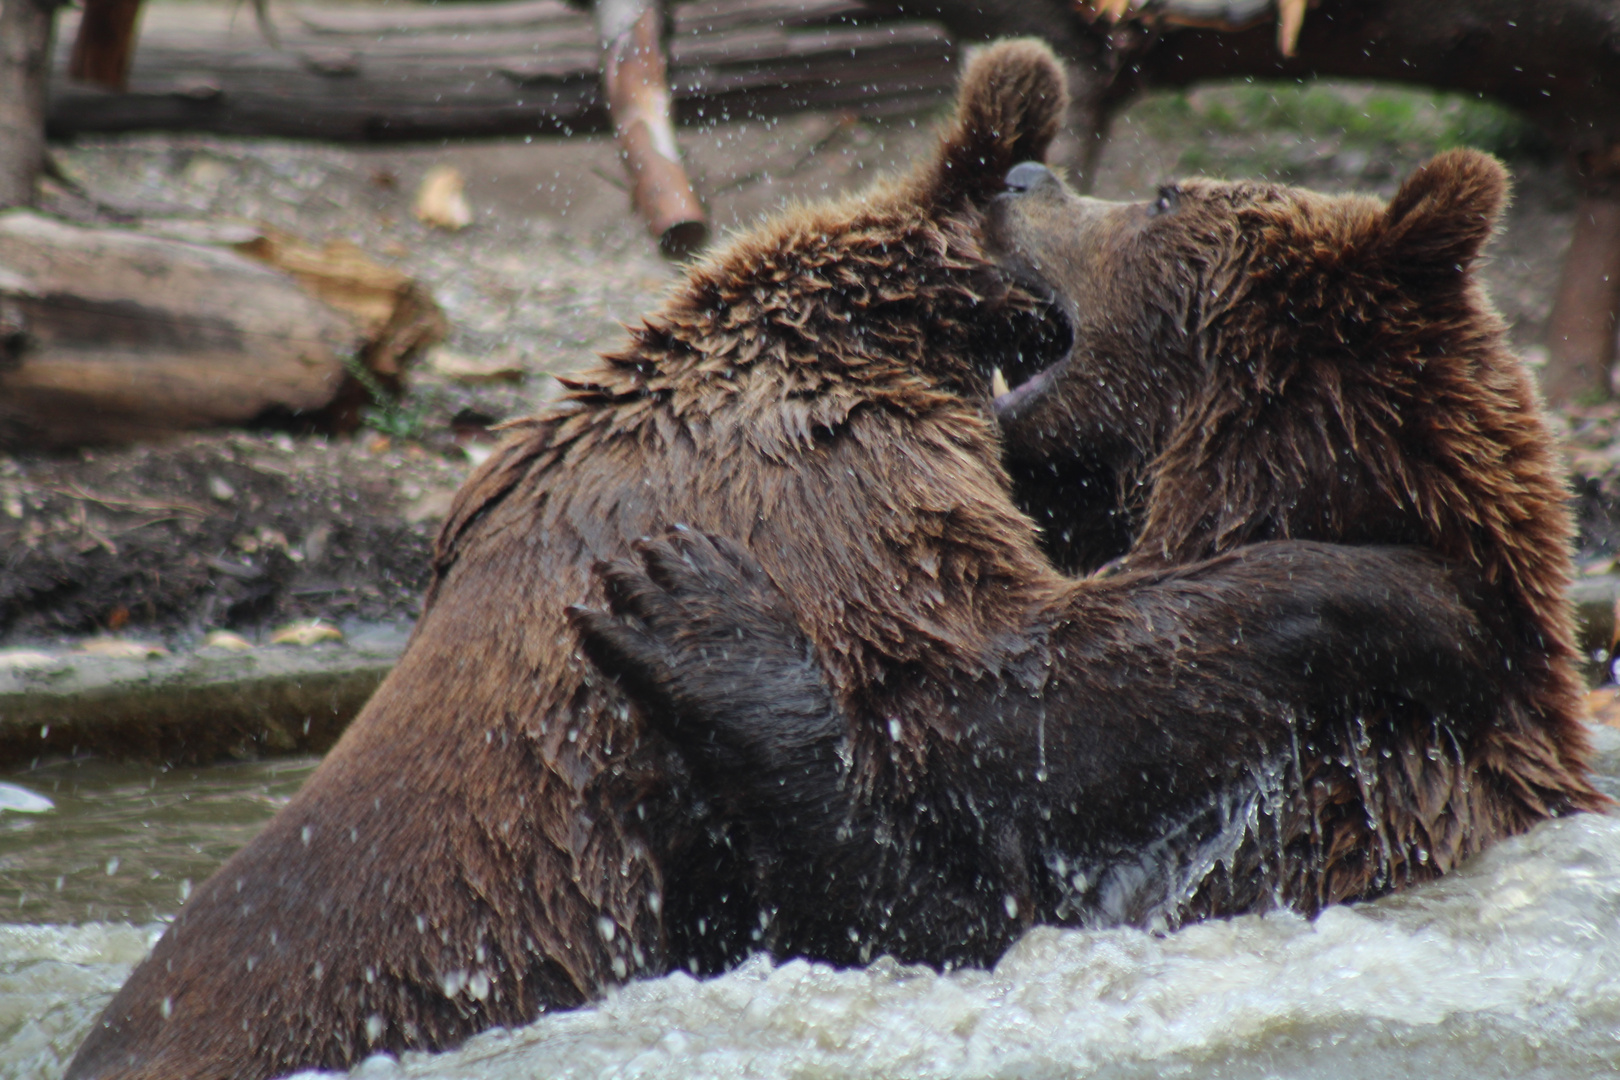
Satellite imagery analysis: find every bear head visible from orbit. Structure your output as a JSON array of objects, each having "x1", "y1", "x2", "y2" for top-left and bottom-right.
[{"x1": 980, "y1": 150, "x2": 1564, "y2": 586}]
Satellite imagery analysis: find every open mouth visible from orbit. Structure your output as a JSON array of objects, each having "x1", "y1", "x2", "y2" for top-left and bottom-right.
[{"x1": 989, "y1": 291, "x2": 1073, "y2": 419}]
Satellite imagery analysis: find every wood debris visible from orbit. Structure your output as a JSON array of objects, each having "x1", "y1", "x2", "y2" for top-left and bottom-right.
[
  {"x1": 77, "y1": 638, "x2": 169, "y2": 659},
  {"x1": 271, "y1": 621, "x2": 344, "y2": 646},
  {"x1": 412, "y1": 165, "x2": 472, "y2": 231},
  {"x1": 202, "y1": 630, "x2": 254, "y2": 652},
  {"x1": 426, "y1": 346, "x2": 526, "y2": 385}
]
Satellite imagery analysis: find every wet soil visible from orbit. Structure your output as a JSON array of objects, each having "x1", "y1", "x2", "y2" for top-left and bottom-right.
[{"x1": 0, "y1": 434, "x2": 459, "y2": 644}]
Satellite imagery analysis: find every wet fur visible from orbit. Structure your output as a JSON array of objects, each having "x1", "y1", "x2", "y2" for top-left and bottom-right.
[
  {"x1": 573, "y1": 141, "x2": 1604, "y2": 950},
  {"x1": 67, "y1": 40, "x2": 1081, "y2": 1080},
  {"x1": 985, "y1": 150, "x2": 1604, "y2": 886}
]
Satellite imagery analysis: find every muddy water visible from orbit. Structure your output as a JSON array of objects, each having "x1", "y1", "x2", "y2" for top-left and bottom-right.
[{"x1": 6, "y1": 734, "x2": 1620, "y2": 1080}]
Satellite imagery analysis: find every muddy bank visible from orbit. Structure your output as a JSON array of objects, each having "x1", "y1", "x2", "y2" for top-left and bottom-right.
[{"x1": 0, "y1": 434, "x2": 459, "y2": 644}]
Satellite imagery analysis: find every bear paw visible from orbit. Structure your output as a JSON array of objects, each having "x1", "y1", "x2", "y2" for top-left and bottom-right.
[{"x1": 569, "y1": 527, "x2": 843, "y2": 786}]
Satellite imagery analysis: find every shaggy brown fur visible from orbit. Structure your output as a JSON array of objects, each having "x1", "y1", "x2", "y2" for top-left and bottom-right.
[
  {"x1": 984, "y1": 150, "x2": 1605, "y2": 899},
  {"x1": 67, "y1": 40, "x2": 1077, "y2": 1080},
  {"x1": 69, "y1": 41, "x2": 1579, "y2": 1080},
  {"x1": 572, "y1": 155, "x2": 1605, "y2": 953}
]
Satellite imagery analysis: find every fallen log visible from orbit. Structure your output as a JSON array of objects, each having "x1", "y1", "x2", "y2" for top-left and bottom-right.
[
  {"x1": 44, "y1": 0, "x2": 958, "y2": 141},
  {"x1": 0, "y1": 212, "x2": 443, "y2": 448}
]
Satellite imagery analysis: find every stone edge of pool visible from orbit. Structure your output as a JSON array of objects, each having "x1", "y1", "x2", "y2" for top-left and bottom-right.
[
  {"x1": 0, "y1": 623, "x2": 412, "y2": 765},
  {"x1": 2, "y1": 576, "x2": 1619, "y2": 766}
]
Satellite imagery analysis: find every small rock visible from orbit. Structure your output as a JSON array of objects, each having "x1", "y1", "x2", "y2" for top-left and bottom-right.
[
  {"x1": 202, "y1": 630, "x2": 254, "y2": 652},
  {"x1": 182, "y1": 156, "x2": 231, "y2": 192},
  {"x1": 0, "y1": 782, "x2": 54, "y2": 814},
  {"x1": 207, "y1": 474, "x2": 236, "y2": 501},
  {"x1": 301, "y1": 522, "x2": 332, "y2": 565},
  {"x1": 404, "y1": 489, "x2": 457, "y2": 525},
  {"x1": 414, "y1": 165, "x2": 472, "y2": 230},
  {"x1": 78, "y1": 639, "x2": 169, "y2": 659},
  {"x1": 0, "y1": 649, "x2": 56, "y2": 671},
  {"x1": 271, "y1": 621, "x2": 344, "y2": 646}
]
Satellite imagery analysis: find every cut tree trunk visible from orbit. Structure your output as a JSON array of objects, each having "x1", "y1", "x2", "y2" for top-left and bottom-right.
[
  {"x1": 1546, "y1": 178, "x2": 1620, "y2": 404},
  {"x1": 0, "y1": 0, "x2": 59, "y2": 209},
  {"x1": 0, "y1": 212, "x2": 443, "y2": 448},
  {"x1": 69, "y1": 0, "x2": 143, "y2": 89},
  {"x1": 597, "y1": 0, "x2": 709, "y2": 255},
  {"x1": 44, "y1": 0, "x2": 957, "y2": 141}
]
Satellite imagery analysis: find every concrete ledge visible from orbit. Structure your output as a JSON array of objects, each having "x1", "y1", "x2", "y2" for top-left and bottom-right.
[{"x1": 0, "y1": 623, "x2": 411, "y2": 765}]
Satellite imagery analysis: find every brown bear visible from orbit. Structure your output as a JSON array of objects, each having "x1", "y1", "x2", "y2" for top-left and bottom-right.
[
  {"x1": 571, "y1": 150, "x2": 1607, "y2": 961},
  {"x1": 66, "y1": 42, "x2": 1522, "y2": 1080}
]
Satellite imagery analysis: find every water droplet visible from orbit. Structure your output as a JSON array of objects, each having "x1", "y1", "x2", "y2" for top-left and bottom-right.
[{"x1": 467, "y1": 970, "x2": 490, "y2": 1000}]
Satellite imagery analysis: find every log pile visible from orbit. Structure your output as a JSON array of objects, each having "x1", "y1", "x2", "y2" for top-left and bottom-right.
[{"x1": 45, "y1": 0, "x2": 958, "y2": 141}]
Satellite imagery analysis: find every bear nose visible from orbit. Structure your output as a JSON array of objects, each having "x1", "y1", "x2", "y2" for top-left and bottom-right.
[{"x1": 1004, "y1": 162, "x2": 1057, "y2": 194}]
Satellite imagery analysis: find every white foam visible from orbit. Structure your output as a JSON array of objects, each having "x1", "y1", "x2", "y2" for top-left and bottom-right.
[{"x1": 17, "y1": 730, "x2": 1620, "y2": 1080}]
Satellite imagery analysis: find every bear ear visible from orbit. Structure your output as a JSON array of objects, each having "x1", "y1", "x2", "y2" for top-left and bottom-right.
[
  {"x1": 1378, "y1": 148, "x2": 1509, "y2": 278},
  {"x1": 921, "y1": 39, "x2": 1069, "y2": 209}
]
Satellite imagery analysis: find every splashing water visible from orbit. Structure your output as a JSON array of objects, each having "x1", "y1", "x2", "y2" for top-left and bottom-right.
[{"x1": 7, "y1": 732, "x2": 1620, "y2": 1080}]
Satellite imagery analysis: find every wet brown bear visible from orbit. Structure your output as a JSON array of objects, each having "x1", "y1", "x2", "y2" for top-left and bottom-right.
[
  {"x1": 69, "y1": 43, "x2": 1516, "y2": 1080},
  {"x1": 573, "y1": 151, "x2": 1606, "y2": 959}
]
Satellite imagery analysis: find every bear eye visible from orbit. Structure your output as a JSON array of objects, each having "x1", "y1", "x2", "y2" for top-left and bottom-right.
[{"x1": 1149, "y1": 186, "x2": 1180, "y2": 217}]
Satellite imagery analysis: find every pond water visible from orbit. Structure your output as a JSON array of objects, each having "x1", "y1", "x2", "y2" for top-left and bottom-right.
[{"x1": 5, "y1": 732, "x2": 1620, "y2": 1080}]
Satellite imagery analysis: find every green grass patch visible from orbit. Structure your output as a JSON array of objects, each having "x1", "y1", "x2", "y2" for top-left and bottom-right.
[{"x1": 1131, "y1": 80, "x2": 1540, "y2": 159}]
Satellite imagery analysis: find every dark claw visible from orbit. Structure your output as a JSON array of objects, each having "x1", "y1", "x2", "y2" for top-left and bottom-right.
[
  {"x1": 594, "y1": 556, "x2": 689, "y2": 633},
  {"x1": 565, "y1": 604, "x2": 678, "y2": 719}
]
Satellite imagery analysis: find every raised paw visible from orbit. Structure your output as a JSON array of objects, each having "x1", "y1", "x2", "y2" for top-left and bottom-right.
[{"x1": 567, "y1": 526, "x2": 843, "y2": 782}]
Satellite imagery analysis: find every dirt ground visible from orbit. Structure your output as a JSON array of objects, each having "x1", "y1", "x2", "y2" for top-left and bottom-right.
[{"x1": 5, "y1": 75, "x2": 1619, "y2": 648}]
